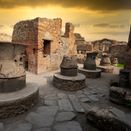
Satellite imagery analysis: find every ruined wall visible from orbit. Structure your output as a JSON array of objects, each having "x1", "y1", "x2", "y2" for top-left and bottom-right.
[
  {"x1": 74, "y1": 33, "x2": 85, "y2": 45},
  {"x1": 12, "y1": 18, "x2": 38, "y2": 73},
  {"x1": 64, "y1": 23, "x2": 77, "y2": 55},
  {"x1": 37, "y1": 18, "x2": 62, "y2": 73},
  {"x1": 12, "y1": 17, "x2": 76, "y2": 74},
  {"x1": 92, "y1": 39, "x2": 112, "y2": 53},
  {"x1": 109, "y1": 45, "x2": 127, "y2": 64}
]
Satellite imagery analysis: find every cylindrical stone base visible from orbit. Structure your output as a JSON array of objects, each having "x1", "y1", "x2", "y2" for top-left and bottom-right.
[
  {"x1": 119, "y1": 69, "x2": 130, "y2": 88},
  {"x1": 0, "y1": 75, "x2": 26, "y2": 93},
  {"x1": 97, "y1": 66, "x2": 114, "y2": 73},
  {"x1": 79, "y1": 68, "x2": 101, "y2": 78},
  {"x1": 53, "y1": 73, "x2": 86, "y2": 91},
  {"x1": 60, "y1": 68, "x2": 78, "y2": 76},
  {"x1": 0, "y1": 83, "x2": 39, "y2": 119}
]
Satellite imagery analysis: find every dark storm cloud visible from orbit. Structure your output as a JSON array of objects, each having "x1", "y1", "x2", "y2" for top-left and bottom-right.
[
  {"x1": 93, "y1": 23, "x2": 126, "y2": 28},
  {"x1": 0, "y1": 0, "x2": 131, "y2": 11}
]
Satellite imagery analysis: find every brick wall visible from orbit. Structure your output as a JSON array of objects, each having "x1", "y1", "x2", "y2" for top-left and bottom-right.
[{"x1": 12, "y1": 17, "x2": 76, "y2": 74}]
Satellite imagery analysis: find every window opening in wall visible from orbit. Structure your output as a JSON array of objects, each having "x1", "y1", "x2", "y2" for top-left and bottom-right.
[
  {"x1": 33, "y1": 48, "x2": 36, "y2": 54},
  {"x1": 43, "y1": 40, "x2": 51, "y2": 57}
]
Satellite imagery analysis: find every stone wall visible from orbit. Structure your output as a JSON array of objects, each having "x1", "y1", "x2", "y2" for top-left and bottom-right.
[
  {"x1": 109, "y1": 45, "x2": 127, "y2": 64},
  {"x1": 92, "y1": 38, "x2": 127, "y2": 53},
  {"x1": 12, "y1": 18, "x2": 38, "y2": 73},
  {"x1": 36, "y1": 18, "x2": 62, "y2": 73},
  {"x1": 64, "y1": 23, "x2": 77, "y2": 55},
  {"x1": 74, "y1": 33, "x2": 85, "y2": 45},
  {"x1": 12, "y1": 17, "x2": 76, "y2": 74}
]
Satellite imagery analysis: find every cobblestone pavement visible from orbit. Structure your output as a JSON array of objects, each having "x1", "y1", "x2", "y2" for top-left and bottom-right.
[{"x1": 0, "y1": 68, "x2": 131, "y2": 131}]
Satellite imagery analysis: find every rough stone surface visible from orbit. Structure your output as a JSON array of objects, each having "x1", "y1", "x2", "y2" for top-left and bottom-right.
[
  {"x1": 97, "y1": 65, "x2": 114, "y2": 73},
  {"x1": 0, "y1": 42, "x2": 25, "y2": 78},
  {"x1": 119, "y1": 69, "x2": 130, "y2": 88},
  {"x1": 84, "y1": 52, "x2": 98, "y2": 70},
  {"x1": 44, "y1": 99, "x2": 57, "y2": 106},
  {"x1": 110, "y1": 44, "x2": 127, "y2": 64},
  {"x1": 34, "y1": 128, "x2": 51, "y2": 131},
  {"x1": 60, "y1": 56, "x2": 78, "y2": 76},
  {"x1": 0, "y1": 84, "x2": 39, "y2": 119},
  {"x1": 13, "y1": 123, "x2": 32, "y2": 131},
  {"x1": 80, "y1": 98, "x2": 90, "y2": 103},
  {"x1": 88, "y1": 95, "x2": 99, "y2": 102},
  {"x1": 109, "y1": 86, "x2": 131, "y2": 106},
  {"x1": 36, "y1": 106, "x2": 58, "y2": 116},
  {"x1": 55, "y1": 112, "x2": 76, "y2": 122},
  {"x1": 12, "y1": 17, "x2": 76, "y2": 74},
  {"x1": 86, "y1": 107, "x2": 131, "y2": 131},
  {"x1": 53, "y1": 121, "x2": 82, "y2": 131},
  {"x1": 100, "y1": 54, "x2": 111, "y2": 66},
  {"x1": 0, "y1": 123, "x2": 4, "y2": 131},
  {"x1": 60, "y1": 56, "x2": 77, "y2": 69},
  {"x1": 79, "y1": 68, "x2": 101, "y2": 78},
  {"x1": 2, "y1": 67, "x2": 131, "y2": 131},
  {"x1": 53, "y1": 72, "x2": 86, "y2": 91},
  {"x1": 0, "y1": 42, "x2": 26, "y2": 93},
  {"x1": 69, "y1": 94, "x2": 85, "y2": 113},
  {"x1": 26, "y1": 106, "x2": 58, "y2": 128},
  {"x1": 26, "y1": 112, "x2": 54, "y2": 128},
  {"x1": 58, "y1": 99, "x2": 73, "y2": 111}
]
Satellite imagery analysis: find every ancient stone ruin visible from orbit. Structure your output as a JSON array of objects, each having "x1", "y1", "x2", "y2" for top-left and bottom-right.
[
  {"x1": 111, "y1": 57, "x2": 118, "y2": 66},
  {"x1": 0, "y1": 42, "x2": 39, "y2": 119},
  {"x1": 60, "y1": 56, "x2": 78, "y2": 76},
  {"x1": 79, "y1": 52, "x2": 101, "y2": 78},
  {"x1": 109, "y1": 28, "x2": 131, "y2": 107},
  {"x1": 53, "y1": 56, "x2": 86, "y2": 91},
  {"x1": 86, "y1": 28, "x2": 131, "y2": 131},
  {"x1": 98, "y1": 53, "x2": 114, "y2": 73},
  {"x1": 12, "y1": 17, "x2": 76, "y2": 74}
]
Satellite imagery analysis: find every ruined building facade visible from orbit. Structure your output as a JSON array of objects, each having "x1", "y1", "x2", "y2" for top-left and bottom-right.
[{"x1": 12, "y1": 17, "x2": 76, "y2": 74}]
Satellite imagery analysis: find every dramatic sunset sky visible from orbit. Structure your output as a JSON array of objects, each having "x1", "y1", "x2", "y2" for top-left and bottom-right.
[{"x1": 0, "y1": 0, "x2": 131, "y2": 41}]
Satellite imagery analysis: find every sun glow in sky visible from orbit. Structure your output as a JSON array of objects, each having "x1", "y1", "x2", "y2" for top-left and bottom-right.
[{"x1": 0, "y1": 0, "x2": 131, "y2": 41}]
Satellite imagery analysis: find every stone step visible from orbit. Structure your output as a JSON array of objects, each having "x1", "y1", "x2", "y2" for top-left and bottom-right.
[
  {"x1": 58, "y1": 98, "x2": 74, "y2": 111},
  {"x1": 0, "y1": 83, "x2": 39, "y2": 119},
  {"x1": 68, "y1": 94, "x2": 85, "y2": 113}
]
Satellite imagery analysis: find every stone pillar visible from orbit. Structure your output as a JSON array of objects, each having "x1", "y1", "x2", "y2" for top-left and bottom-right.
[
  {"x1": 64, "y1": 23, "x2": 77, "y2": 55},
  {"x1": 64, "y1": 23, "x2": 74, "y2": 38},
  {"x1": 0, "y1": 42, "x2": 26, "y2": 93}
]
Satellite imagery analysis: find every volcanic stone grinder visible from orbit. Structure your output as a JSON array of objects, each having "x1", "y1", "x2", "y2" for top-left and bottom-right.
[
  {"x1": 0, "y1": 42, "x2": 39, "y2": 119},
  {"x1": 109, "y1": 31, "x2": 131, "y2": 107},
  {"x1": 79, "y1": 52, "x2": 101, "y2": 78},
  {"x1": 53, "y1": 56, "x2": 86, "y2": 91},
  {"x1": 98, "y1": 53, "x2": 114, "y2": 73},
  {"x1": 60, "y1": 56, "x2": 78, "y2": 76}
]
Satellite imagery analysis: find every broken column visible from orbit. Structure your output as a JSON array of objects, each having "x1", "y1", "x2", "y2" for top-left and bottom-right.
[
  {"x1": 86, "y1": 107, "x2": 131, "y2": 131},
  {"x1": 79, "y1": 52, "x2": 101, "y2": 78},
  {"x1": 53, "y1": 56, "x2": 86, "y2": 91},
  {"x1": 98, "y1": 53, "x2": 114, "y2": 73},
  {"x1": 0, "y1": 42, "x2": 39, "y2": 119}
]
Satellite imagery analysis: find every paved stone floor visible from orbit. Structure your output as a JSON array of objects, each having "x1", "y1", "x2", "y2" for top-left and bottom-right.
[{"x1": 0, "y1": 67, "x2": 131, "y2": 131}]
